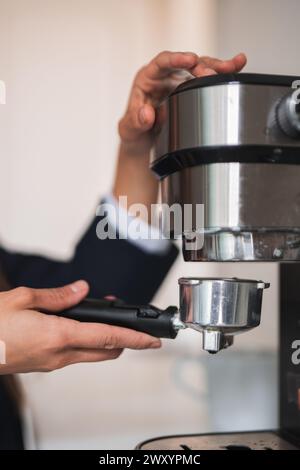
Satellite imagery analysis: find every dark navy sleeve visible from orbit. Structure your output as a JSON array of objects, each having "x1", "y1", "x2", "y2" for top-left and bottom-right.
[{"x1": 0, "y1": 215, "x2": 178, "y2": 304}]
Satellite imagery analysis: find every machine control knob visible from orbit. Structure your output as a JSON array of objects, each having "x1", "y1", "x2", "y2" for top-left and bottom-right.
[{"x1": 276, "y1": 91, "x2": 300, "y2": 138}]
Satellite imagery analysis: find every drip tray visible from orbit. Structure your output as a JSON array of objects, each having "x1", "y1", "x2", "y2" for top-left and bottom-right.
[{"x1": 136, "y1": 431, "x2": 298, "y2": 450}]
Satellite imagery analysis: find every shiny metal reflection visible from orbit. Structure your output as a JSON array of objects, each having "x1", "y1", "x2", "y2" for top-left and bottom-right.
[
  {"x1": 161, "y1": 163, "x2": 300, "y2": 261},
  {"x1": 154, "y1": 83, "x2": 300, "y2": 160},
  {"x1": 179, "y1": 277, "x2": 270, "y2": 353}
]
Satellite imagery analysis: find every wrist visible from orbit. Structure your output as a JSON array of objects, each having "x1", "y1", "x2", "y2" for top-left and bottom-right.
[
  {"x1": 118, "y1": 137, "x2": 152, "y2": 159},
  {"x1": 113, "y1": 141, "x2": 158, "y2": 215}
]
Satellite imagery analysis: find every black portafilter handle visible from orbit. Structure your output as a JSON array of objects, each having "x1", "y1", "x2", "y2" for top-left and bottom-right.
[{"x1": 58, "y1": 298, "x2": 179, "y2": 339}]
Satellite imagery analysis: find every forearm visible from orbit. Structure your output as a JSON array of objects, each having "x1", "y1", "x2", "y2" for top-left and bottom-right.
[{"x1": 113, "y1": 141, "x2": 158, "y2": 218}]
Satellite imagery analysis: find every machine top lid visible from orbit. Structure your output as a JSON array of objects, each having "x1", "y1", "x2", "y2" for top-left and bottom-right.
[{"x1": 171, "y1": 72, "x2": 300, "y2": 96}]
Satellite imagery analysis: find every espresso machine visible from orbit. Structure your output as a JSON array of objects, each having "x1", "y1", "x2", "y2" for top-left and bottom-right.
[
  {"x1": 137, "y1": 72, "x2": 300, "y2": 450},
  {"x1": 58, "y1": 73, "x2": 300, "y2": 449}
]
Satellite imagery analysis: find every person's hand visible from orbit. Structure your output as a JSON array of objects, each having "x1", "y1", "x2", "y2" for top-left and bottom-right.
[
  {"x1": 0, "y1": 281, "x2": 161, "y2": 374},
  {"x1": 118, "y1": 51, "x2": 247, "y2": 154},
  {"x1": 114, "y1": 51, "x2": 247, "y2": 214}
]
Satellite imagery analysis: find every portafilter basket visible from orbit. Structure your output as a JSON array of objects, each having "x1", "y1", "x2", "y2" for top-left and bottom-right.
[{"x1": 179, "y1": 277, "x2": 270, "y2": 353}]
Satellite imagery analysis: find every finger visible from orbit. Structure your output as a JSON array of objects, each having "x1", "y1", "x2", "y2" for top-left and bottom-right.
[
  {"x1": 62, "y1": 348, "x2": 124, "y2": 367},
  {"x1": 190, "y1": 62, "x2": 218, "y2": 77},
  {"x1": 233, "y1": 52, "x2": 247, "y2": 71},
  {"x1": 145, "y1": 51, "x2": 198, "y2": 80},
  {"x1": 214, "y1": 52, "x2": 247, "y2": 72},
  {"x1": 138, "y1": 103, "x2": 156, "y2": 130},
  {"x1": 119, "y1": 103, "x2": 155, "y2": 141},
  {"x1": 66, "y1": 322, "x2": 162, "y2": 350},
  {"x1": 191, "y1": 53, "x2": 247, "y2": 77},
  {"x1": 12, "y1": 281, "x2": 89, "y2": 311}
]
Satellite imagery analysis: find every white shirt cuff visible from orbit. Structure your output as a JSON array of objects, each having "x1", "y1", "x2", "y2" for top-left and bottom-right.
[{"x1": 102, "y1": 194, "x2": 172, "y2": 255}]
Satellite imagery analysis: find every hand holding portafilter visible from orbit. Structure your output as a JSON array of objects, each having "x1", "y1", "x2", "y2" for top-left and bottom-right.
[{"x1": 57, "y1": 278, "x2": 270, "y2": 354}]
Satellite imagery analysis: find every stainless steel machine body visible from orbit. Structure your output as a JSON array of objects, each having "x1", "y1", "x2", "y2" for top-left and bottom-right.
[
  {"x1": 152, "y1": 73, "x2": 300, "y2": 262},
  {"x1": 162, "y1": 163, "x2": 300, "y2": 261}
]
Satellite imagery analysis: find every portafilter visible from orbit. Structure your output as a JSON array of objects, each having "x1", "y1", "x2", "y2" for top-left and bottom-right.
[{"x1": 47, "y1": 277, "x2": 269, "y2": 353}]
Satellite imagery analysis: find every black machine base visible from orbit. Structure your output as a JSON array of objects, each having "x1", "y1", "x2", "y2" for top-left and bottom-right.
[{"x1": 136, "y1": 431, "x2": 298, "y2": 450}]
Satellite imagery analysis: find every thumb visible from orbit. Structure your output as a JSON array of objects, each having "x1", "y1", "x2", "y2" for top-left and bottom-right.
[
  {"x1": 119, "y1": 103, "x2": 155, "y2": 142},
  {"x1": 138, "y1": 104, "x2": 156, "y2": 131},
  {"x1": 13, "y1": 280, "x2": 89, "y2": 312}
]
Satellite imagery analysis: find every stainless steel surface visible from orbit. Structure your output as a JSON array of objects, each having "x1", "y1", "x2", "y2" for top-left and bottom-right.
[
  {"x1": 163, "y1": 163, "x2": 300, "y2": 228},
  {"x1": 171, "y1": 315, "x2": 186, "y2": 332},
  {"x1": 137, "y1": 431, "x2": 298, "y2": 450},
  {"x1": 179, "y1": 277, "x2": 269, "y2": 353},
  {"x1": 154, "y1": 83, "x2": 300, "y2": 160},
  {"x1": 153, "y1": 76, "x2": 300, "y2": 261},
  {"x1": 161, "y1": 163, "x2": 300, "y2": 261},
  {"x1": 183, "y1": 230, "x2": 300, "y2": 261}
]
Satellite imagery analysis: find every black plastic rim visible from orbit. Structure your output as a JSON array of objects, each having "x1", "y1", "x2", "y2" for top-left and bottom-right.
[
  {"x1": 151, "y1": 145, "x2": 300, "y2": 179},
  {"x1": 171, "y1": 73, "x2": 300, "y2": 96}
]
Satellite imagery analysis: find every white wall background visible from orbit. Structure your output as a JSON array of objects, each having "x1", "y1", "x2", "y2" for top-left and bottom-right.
[{"x1": 0, "y1": 0, "x2": 298, "y2": 449}]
